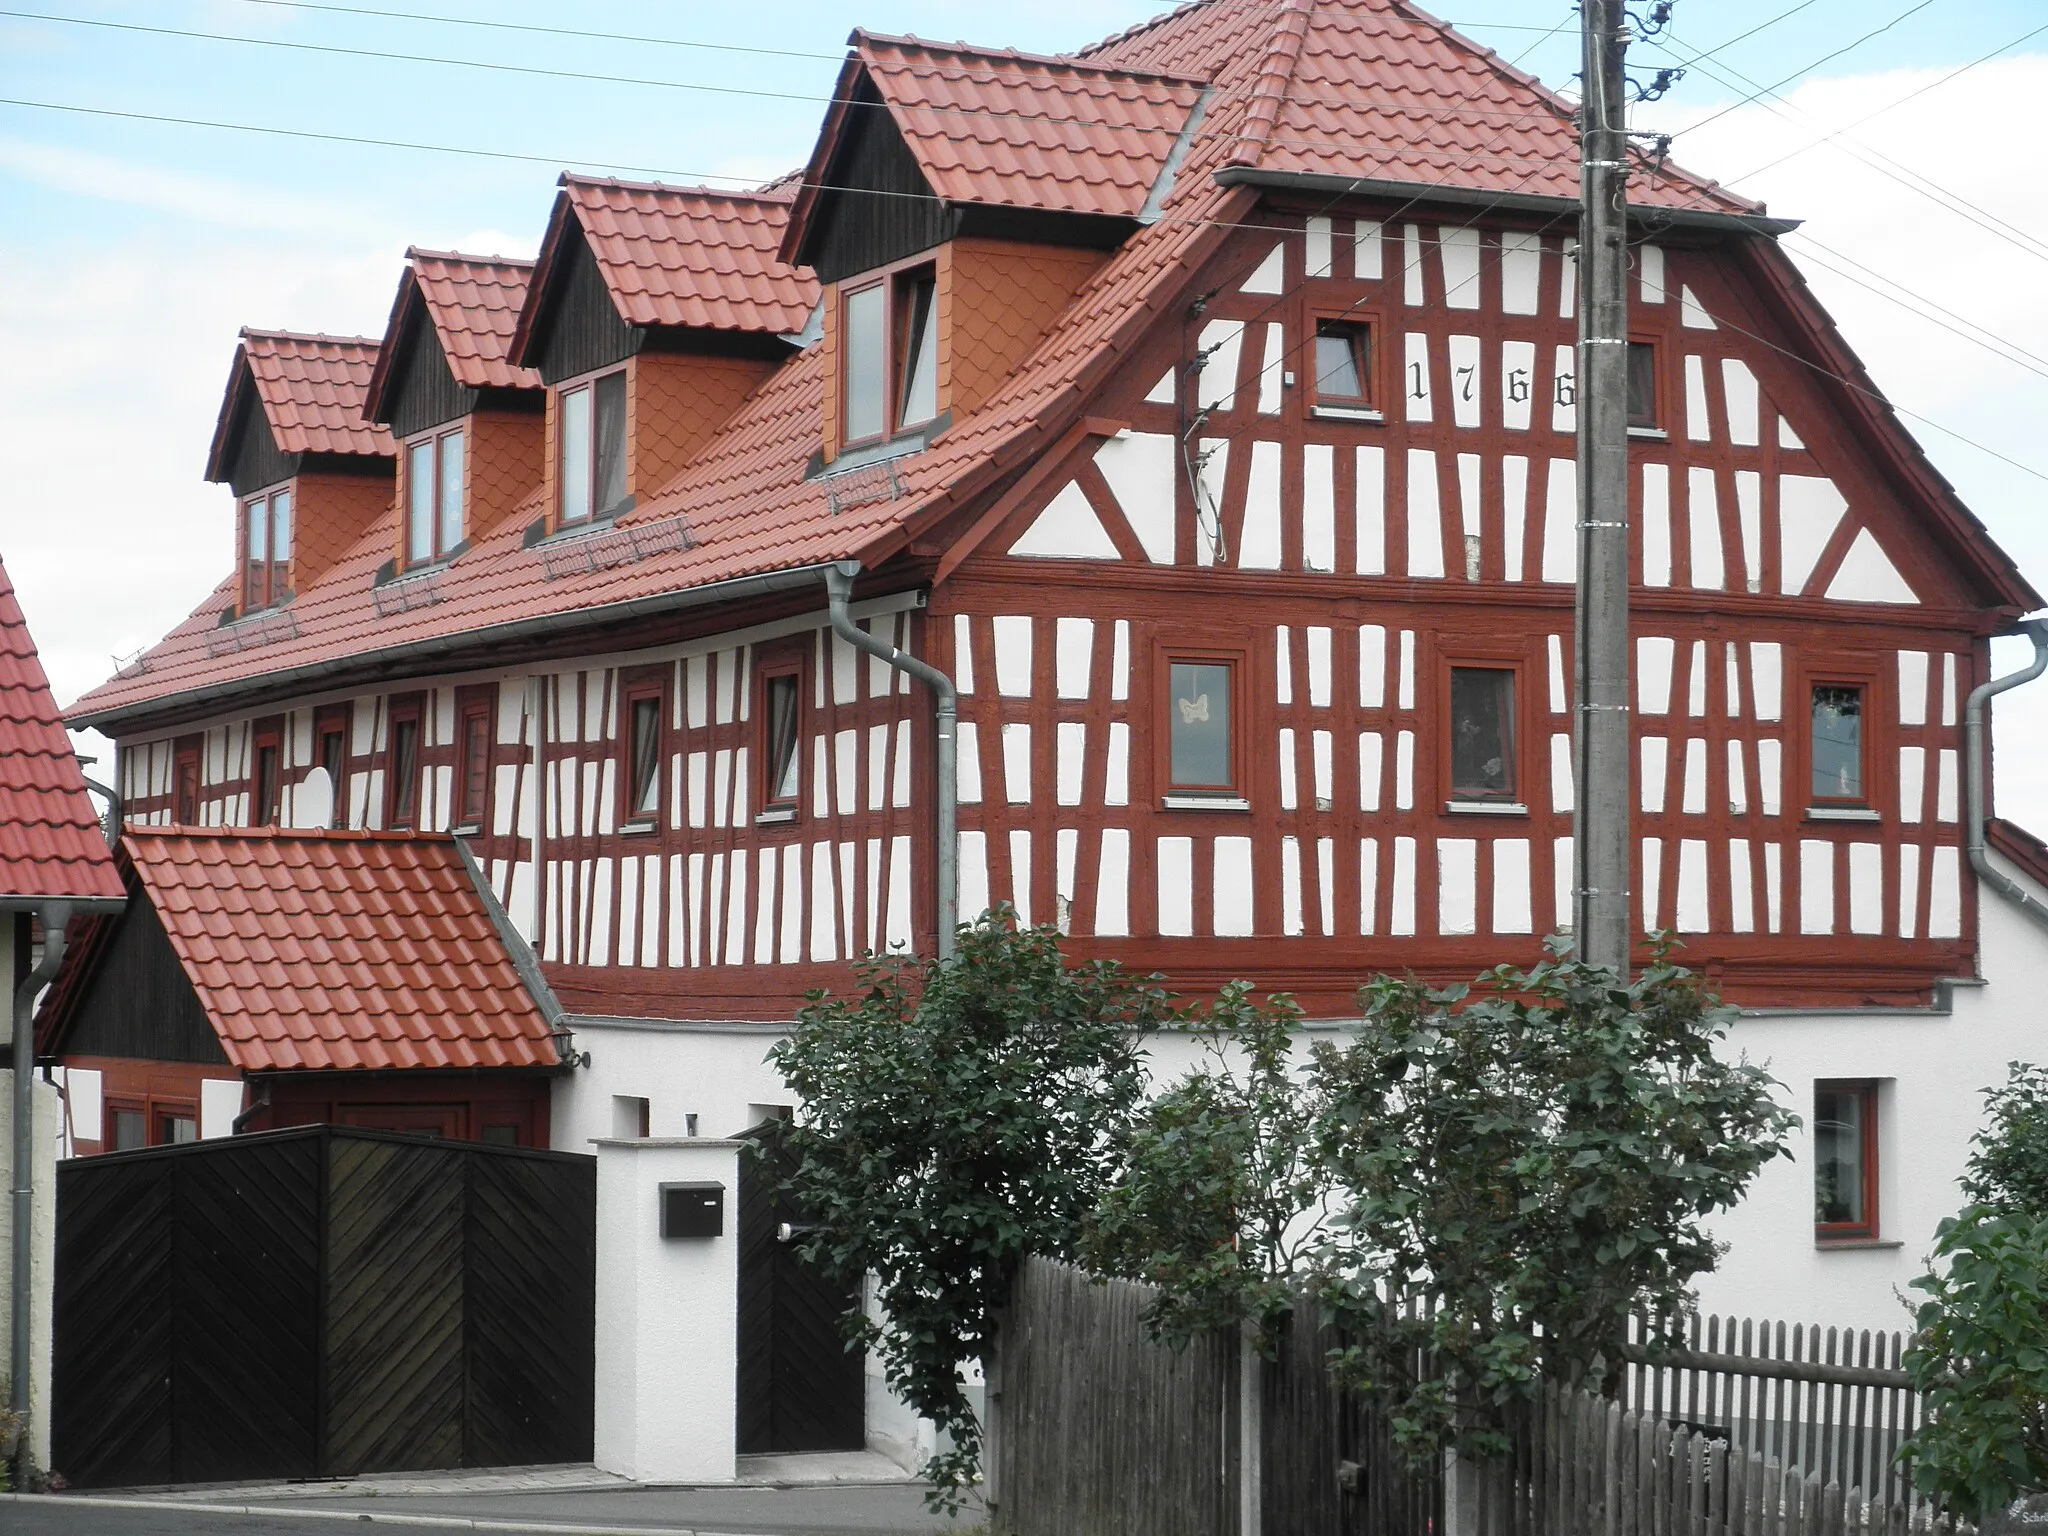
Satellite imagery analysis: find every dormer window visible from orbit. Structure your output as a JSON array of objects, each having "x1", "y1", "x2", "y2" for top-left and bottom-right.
[
  {"x1": 241, "y1": 485, "x2": 292, "y2": 612},
  {"x1": 842, "y1": 263, "x2": 937, "y2": 449},
  {"x1": 405, "y1": 425, "x2": 465, "y2": 566},
  {"x1": 559, "y1": 369, "x2": 627, "y2": 526}
]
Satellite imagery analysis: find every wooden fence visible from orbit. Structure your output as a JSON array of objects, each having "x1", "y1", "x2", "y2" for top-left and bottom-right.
[{"x1": 988, "y1": 1259, "x2": 1964, "y2": 1536}]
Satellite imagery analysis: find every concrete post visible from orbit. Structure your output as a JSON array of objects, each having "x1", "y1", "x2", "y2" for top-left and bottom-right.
[
  {"x1": 591, "y1": 1137, "x2": 744, "y2": 1484},
  {"x1": 0, "y1": 1076, "x2": 57, "y2": 1474}
]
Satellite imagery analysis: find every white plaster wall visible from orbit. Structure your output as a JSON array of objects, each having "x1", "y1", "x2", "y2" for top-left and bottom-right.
[
  {"x1": 552, "y1": 1021, "x2": 794, "y2": 1149},
  {"x1": 0, "y1": 1074, "x2": 59, "y2": 1471},
  {"x1": 1697, "y1": 852, "x2": 2048, "y2": 1335},
  {"x1": 592, "y1": 1138, "x2": 741, "y2": 1483}
]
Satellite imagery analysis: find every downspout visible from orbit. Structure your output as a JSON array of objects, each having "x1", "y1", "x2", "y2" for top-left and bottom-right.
[
  {"x1": 78, "y1": 773, "x2": 121, "y2": 848},
  {"x1": 823, "y1": 563, "x2": 958, "y2": 961},
  {"x1": 1966, "y1": 619, "x2": 2048, "y2": 935},
  {"x1": 12, "y1": 900, "x2": 70, "y2": 1486}
]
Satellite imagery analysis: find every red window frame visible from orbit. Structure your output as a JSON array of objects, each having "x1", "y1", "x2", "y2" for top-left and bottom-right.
[
  {"x1": 404, "y1": 423, "x2": 467, "y2": 567},
  {"x1": 315, "y1": 704, "x2": 350, "y2": 830},
  {"x1": 106, "y1": 1098, "x2": 148, "y2": 1153},
  {"x1": 240, "y1": 481, "x2": 294, "y2": 613},
  {"x1": 1626, "y1": 335, "x2": 1664, "y2": 431},
  {"x1": 1442, "y1": 660, "x2": 1525, "y2": 805},
  {"x1": 385, "y1": 696, "x2": 424, "y2": 830},
  {"x1": 1814, "y1": 1079, "x2": 1881, "y2": 1242},
  {"x1": 1308, "y1": 312, "x2": 1380, "y2": 414},
  {"x1": 251, "y1": 721, "x2": 283, "y2": 827},
  {"x1": 1808, "y1": 681, "x2": 1869, "y2": 808},
  {"x1": 620, "y1": 668, "x2": 668, "y2": 827},
  {"x1": 1157, "y1": 644, "x2": 1248, "y2": 799},
  {"x1": 456, "y1": 700, "x2": 492, "y2": 830},
  {"x1": 756, "y1": 661, "x2": 807, "y2": 819},
  {"x1": 173, "y1": 743, "x2": 202, "y2": 825},
  {"x1": 838, "y1": 256, "x2": 939, "y2": 452}
]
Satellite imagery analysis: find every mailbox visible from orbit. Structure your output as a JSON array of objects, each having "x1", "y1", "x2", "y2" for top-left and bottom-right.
[{"x1": 659, "y1": 1181, "x2": 725, "y2": 1239}]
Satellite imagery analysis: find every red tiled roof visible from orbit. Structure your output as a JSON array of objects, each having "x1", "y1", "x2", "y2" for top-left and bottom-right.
[
  {"x1": 512, "y1": 177, "x2": 819, "y2": 363},
  {"x1": 206, "y1": 330, "x2": 395, "y2": 480},
  {"x1": 365, "y1": 252, "x2": 543, "y2": 420},
  {"x1": 0, "y1": 555, "x2": 123, "y2": 908},
  {"x1": 67, "y1": 0, "x2": 2030, "y2": 730},
  {"x1": 97, "y1": 827, "x2": 557, "y2": 1074},
  {"x1": 799, "y1": 33, "x2": 1207, "y2": 229}
]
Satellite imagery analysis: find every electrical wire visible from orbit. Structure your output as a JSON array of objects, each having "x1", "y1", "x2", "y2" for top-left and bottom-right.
[{"x1": 1665, "y1": 0, "x2": 1938, "y2": 141}]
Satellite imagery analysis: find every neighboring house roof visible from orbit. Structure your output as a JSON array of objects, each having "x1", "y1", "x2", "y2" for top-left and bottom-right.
[
  {"x1": 362, "y1": 250, "x2": 542, "y2": 418},
  {"x1": 68, "y1": 0, "x2": 2038, "y2": 733},
  {"x1": 510, "y1": 176, "x2": 819, "y2": 364},
  {"x1": 1988, "y1": 819, "x2": 2048, "y2": 894},
  {"x1": 204, "y1": 329, "x2": 396, "y2": 480},
  {"x1": 0, "y1": 555, "x2": 124, "y2": 909},
  {"x1": 42, "y1": 827, "x2": 559, "y2": 1074}
]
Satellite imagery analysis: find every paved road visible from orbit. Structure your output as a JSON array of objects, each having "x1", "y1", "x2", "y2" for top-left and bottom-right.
[{"x1": 4, "y1": 1482, "x2": 984, "y2": 1535}]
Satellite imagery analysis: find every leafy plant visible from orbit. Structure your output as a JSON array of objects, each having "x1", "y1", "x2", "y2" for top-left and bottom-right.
[
  {"x1": 769, "y1": 911, "x2": 1164, "y2": 1507},
  {"x1": 1308, "y1": 939, "x2": 1795, "y2": 1466},
  {"x1": 1083, "y1": 982, "x2": 1336, "y2": 1351},
  {"x1": 1962, "y1": 1061, "x2": 2048, "y2": 1218}
]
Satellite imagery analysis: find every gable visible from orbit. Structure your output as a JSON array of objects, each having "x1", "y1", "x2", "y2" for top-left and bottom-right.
[
  {"x1": 530, "y1": 231, "x2": 642, "y2": 385},
  {"x1": 801, "y1": 76, "x2": 947, "y2": 284},
  {"x1": 384, "y1": 308, "x2": 478, "y2": 439},
  {"x1": 222, "y1": 382, "x2": 297, "y2": 498},
  {"x1": 59, "y1": 898, "x2": 229, "y2": 1067}
]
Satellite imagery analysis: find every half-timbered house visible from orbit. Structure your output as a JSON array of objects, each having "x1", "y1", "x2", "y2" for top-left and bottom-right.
[{"x1": 50, "y1": 0, "x2": 2048, "y2": 1333}]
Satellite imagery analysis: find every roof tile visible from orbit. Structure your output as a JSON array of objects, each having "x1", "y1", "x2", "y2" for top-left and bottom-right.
[
  {"x1": 238, "y1": 330, "x2": 395, "y2": 458},
  {"x1": 407, "y1": 250, "x2": 544, "y2": 392}
]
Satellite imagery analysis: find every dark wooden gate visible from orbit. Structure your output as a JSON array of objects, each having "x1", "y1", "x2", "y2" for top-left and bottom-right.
[
  {"x1": 51, "y1": 1126, "x2": 595, "y2": 1489},
  {"x1": 735, "y1": 1121, "x2": 866, "y2": 1455}
]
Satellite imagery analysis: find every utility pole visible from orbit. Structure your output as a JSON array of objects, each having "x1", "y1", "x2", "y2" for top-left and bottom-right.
[{"x1": 1573, "y1": 0, "x2": 1633, "y2": 975}]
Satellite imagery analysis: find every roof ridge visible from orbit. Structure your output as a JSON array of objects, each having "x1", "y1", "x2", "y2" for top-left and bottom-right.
[
  {"x1": 1227, "y1": 0, "x2": 1313, "y2": 168},
  {"x1": 1075, "y1": 0, "x2": 1220, "y2": 60},
  {"x1": 853, "y1": 27, "x2": 1211, "y2": 84},
  {"x1": 559, "y1": 171, "x2": 796, "y2": 204},
  {"x1": 239, "y1": 326, "x2": 381, "y2": 349},
  {"x1": 406, "y1": 245, "x2": 535, "y2": 270},
  {"x1": 125, "y1": 824, "x2": 456, "y2": 844}
]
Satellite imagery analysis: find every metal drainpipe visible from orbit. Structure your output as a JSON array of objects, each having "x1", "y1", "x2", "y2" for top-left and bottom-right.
[
  {"x1": 1966, "y1": 619, "x2": 2048, "y2": 936},
  {"x1": 12, "y1": 900, "x2": 71, "y2": 1487},
  {"x1": 80, "y1": 774, "x2": 121, "y2": 848},
  {"x1": 823, "y1": 563, "x2": 958, "y2": 961}
]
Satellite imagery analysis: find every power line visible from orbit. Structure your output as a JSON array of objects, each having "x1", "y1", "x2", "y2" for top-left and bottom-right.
[{"x1": 1666, "y1": 0, "x2": 1938, "y2": 140}]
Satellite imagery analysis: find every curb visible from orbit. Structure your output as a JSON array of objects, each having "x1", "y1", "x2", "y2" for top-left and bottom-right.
[{"x1": 1, "y1": 1493, "x2": 756, "y2": 1536}]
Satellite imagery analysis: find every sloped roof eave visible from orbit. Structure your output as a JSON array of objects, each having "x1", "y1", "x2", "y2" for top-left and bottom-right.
[
  {"x1": 361, "y1": 265, "x2": 425, "y2": 426},
  {"x1": 507, "y1": 181, "x2": 579, "y2": 370}
]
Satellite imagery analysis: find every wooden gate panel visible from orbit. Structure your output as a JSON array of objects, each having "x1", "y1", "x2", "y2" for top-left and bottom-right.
[
  {"x1": 170, "y1": 1135, "x2": 322, "y2": 1483},
  {"x1": 323, "y1": 1136, "x2": 465, "y2": 1475},
  {"x1": 51, "y1": 1157, "x2": 175, "y2": 1488},
  {"x1": 464, "y1": 1150, "x2": 596, "y2": 1467}
]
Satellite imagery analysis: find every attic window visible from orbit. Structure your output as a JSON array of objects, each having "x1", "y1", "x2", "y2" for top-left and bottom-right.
[
  {"x1": 842, "y1": 263, "x2": 937, "y2": 450},
  {"x1": 559, "y1": 369, "x2": 627, "y2": 527},
  {"x1": 1312, "y1": 319, "x2": 1375, "y2": 414},
  {"x1": 406, "y1": 425, "x2": 465, "y2": 566},
  {"x1": 241, "y1": 485, "x2": 293, "y2": 612}
]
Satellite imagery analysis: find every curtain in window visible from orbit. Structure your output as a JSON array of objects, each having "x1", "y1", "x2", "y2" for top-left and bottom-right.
[
  {"x1": 631, "y1": 697, "x2": 661, "y2": 814},
  {"x1": 898, "y1": 277, "x2": 938, "y2": 426},
  {"x1": 438, "y1": 430, "x2": 465, "y2": 551},
  {"x1": 408, "y1": 440, "x2": 437, "y2": 562},
  {"x1": 767, "y1": 676, "x2": 802, "y2": 802},
  {"x1": 594, "y1": 372, "x2": 628, "y2": 516}
]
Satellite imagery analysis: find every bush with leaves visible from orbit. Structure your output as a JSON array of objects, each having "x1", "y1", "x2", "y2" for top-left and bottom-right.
[
  {"x1": 1903, "y1": 1061, "x2": 2048, "y2": 1516},
  {"x1": 1082, "y1": 983, "x2": 1335, "y2": 1351},
  {"x1": 768, "y1": 911, "x2": 1165, "y2": 1505},
  {"x1": 1308, "y1": 940, "x2": 1795, "y2": 1466}
]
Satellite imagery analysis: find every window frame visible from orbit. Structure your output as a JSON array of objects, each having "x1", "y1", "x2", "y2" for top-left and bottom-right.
[
  {"x1": 455, "y1": 695, "x2": 493, "y2": 832},
  {"x1": 619, "y1": 666, "x2": 670, "y2": 831},
  {"x1": 837, "y1": 254, "x2": 941, "y2": 453},
  {"x1": 239, "y1": 479, "x2": 294, "y2": 613},
  {"x1": 1626, "y1": 334, "x2": 1665, "y2": 433},
  {"x1": 153, "y1": 1103, "x2": 200, "y2": 1146},
  {"x1": 1798, "y1": 657, "x2": 1885, "y2": 817},
  {"x1": 554, "y1": 364, "x2": 630, "y2": 531},
  {"x1": 1814, "y1": 1078, "x2": 1881, "y2": 1243},
  {"x1": 1155, "y1": 642, "x2": 1250, "y2": 805},
  {"x1": 173, "y1": 742, "x2": 202, "y2": 826},
  {"x1": 1307, "y1": 309, "x2": 1381, "y2": 418},
  {"x1": 403, "y1": 422, "x2": 467, "y2": 568},
  {"x1": 106, "y1": 1098, "x2": 148, "y2": 1153},
  {"x1": 384, "y1": 695, "x2": 425, "y2": 830},
  {"x1": 1439, "y1": 653, "x2": 1529, "y2": 812},
  {"x1": 251, "y1": 720, "x2": 283, "y2": 827},
  {"x1": 315, "y1": 704, "x2": 351, "y2": 830},
  {"x1": 754, "y1": 655, "x2": 808, "y2": 825}
]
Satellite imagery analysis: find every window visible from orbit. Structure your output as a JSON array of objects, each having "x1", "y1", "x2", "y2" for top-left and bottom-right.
[
  {"x1": 318, "y1": 722, "x2": 348, "y2": 829},
  {"x1": 174, "y1": 749, "x2": 200, "y2": 825},
  {"x1": 253, "y1": 740, "x2": 280, "y2": 826},
  {"x1": 558, "y1": 370, "x2": 627, "y2": 526},
  {"x1": 1167, "y1": 658, "x2": 1235, "y2": 791},
  {"x1": 109, "y1": 1105, "x2": 146, "y2": 1152},
  {"x1": 457, "y1": 704, "x2": 491, "y2": 829},
  {"x1": 1313, "y1": 319, "x2": 1375, "y2": 408},
  {"x1": 386, "y1": 708, "x2": 421, "y2": 829},
  {"x1": 155, "y1": 1107, "x2": 199, "y2": 1146},
  {"x1": 1811, "y1": 685, "x2": 1864, "y2": 803},
  {"x1": 841, "y1": 264, "x2": 937, "y2": 449},
  {"x1": 1815, "y1": 1080, "x2": 1879, "y2": 1241},
  {"x1": 1449, "y1": 667, "x2": 1517, "y2": 801},
  {"x1": 627, "y1": 694, "x2": 663, "y2": 822},
  {"x1": 241, "y1": 485, "x2": 293, "y2": 612},
  {"x1": 405, "y1": 425, "x2": 465, "y2": 565},
  {"x1": 479, "y1": 1125, "x2": 521, "y2": 1147},
  {"x1": 761, "y1": 672, "x2": 803, "y2": 812},
  {"x1": 1627, "y1": 340, "x2": 1660, "y2": 430}
]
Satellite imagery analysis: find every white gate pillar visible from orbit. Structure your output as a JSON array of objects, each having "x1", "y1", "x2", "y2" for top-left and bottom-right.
[{"x1": 592, "y1": 1137, "x2": 743, "y2": 1483}]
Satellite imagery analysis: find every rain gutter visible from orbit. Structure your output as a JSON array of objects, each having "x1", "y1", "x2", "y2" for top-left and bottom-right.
[{"x1": 1966, "y1": 619, "x2": 2048, "y2": 935}]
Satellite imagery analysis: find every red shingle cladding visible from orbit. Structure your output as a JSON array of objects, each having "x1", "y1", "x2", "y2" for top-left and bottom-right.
[
  {"x1": 67, "y1": 0, "x2": 2033, "y2": 730},
  {"x1": 545, "y1": 176, "x2": 820, "y2": 339},
  {"x1": 240, "y1": 331, "x2": 394, "y2": 457},
  {"x1": 0, "y1": 555, "x2": 124, "y2": 906},
  {"x1": 111, "y1": 827, "x2": 558, "y2": 1075},
  {"x1": 409, "y1": 250, "x2": 543, "y2": 392}
]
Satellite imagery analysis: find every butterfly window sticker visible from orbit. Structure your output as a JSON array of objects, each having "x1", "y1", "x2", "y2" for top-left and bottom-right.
[{"x1": 1169, "y1": 659, "x2": 1233, "y2": 789}]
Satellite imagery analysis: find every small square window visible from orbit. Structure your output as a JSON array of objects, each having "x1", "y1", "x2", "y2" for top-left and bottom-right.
[
  {"x1": 628, "y1": 695, "x2": 663, "y2": 820},
  {"x1": 1314, "y1": 320, "x2": 1374, "y2": 405},
  {"x1": 387, "y1": 714, "x2": 420, "y2": 828},
  {"x1": 1449, "y1": 667, "x2": 1517, "y2": 800},
  {"x1": 1811, "y1": 685, "x2": 1864, "y2": 802},
  {"x1": 762, "y1": 673, "x2": 803, "y2": 809},
  {"x1": 1627, "y1": 341, "x2": 1659, "y2": 429},
  {"x1": 1815, "y1": 1080, "x2": 1879, "y2": 1240},
  {"x1": 1168, "y1": 659, "x2": 1235, "y2": 790}
]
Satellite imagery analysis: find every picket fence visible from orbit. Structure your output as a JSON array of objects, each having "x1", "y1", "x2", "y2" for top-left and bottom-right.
[{"x1": 986, "y1": 1259, "x2": 1969, "y2": 1536}]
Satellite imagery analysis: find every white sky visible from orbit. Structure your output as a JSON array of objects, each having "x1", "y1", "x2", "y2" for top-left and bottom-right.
[{"x1": 3, "y1": 4, "x2": 2046, "y2": 825}]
